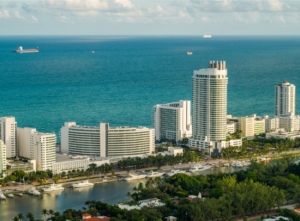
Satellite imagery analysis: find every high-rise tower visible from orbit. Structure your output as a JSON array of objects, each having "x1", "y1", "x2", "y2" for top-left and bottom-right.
[
  {"x1": 0, "y1": 117, "x2": 17, "y2": 158},
  {"x1": 192, "y1": 61, "x2": 228, "y2": 142},
  {"x1": 275, "y1": 81, "x2": 295, "y2": 117}
]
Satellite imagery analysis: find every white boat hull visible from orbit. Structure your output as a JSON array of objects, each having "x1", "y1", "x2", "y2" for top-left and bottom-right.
[{"x1": 72, "y1": 184, "x2": 94, "y2": 188}]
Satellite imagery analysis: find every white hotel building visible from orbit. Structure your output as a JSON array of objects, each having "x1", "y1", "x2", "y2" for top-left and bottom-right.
[
  {"x1": 152, "y1": 100, "x2": 192, "y2": 142},
  {"x1": 188, "y1": 61, "x2": 242, "y2": 153},
  {"x1": 60, "y1": 122, "x2": 155, "y2": 157},
  {"x1": 0, "y1": 140, "x2": 7, "y2": 178},
  {"x1": 18, "y1": 128, "x2": 56, "y2": 171},
  {"x1": 0, "y1": 117, "x2": 17, "y2": 158}
]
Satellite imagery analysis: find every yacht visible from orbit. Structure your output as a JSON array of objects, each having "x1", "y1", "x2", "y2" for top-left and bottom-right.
[
  {"x1": 124, "y1": 173, "x2": 147, "y2": 181},
  {"x1": 72, "y1": 180, "x2": 94, "y2": 188},
  {"x1": 7, "y1": 194, "x2": 14, "y2": 198},
  {"x1": 235, "y1": 161, "x2": 244, "y2": 167},
  {"x1": 166, "y1": 169, "x2": 185, "y2": 177},
  {"x1": 189, "y1": 164, "x2": 212, "y2": 172},
  {"x1": 29, "y1": 187, "x2": 41, "y2": 196},
  {"x1": 223, "y1": 163, "x2": 230, "y2": 167},
  {"x1": 187, "y1": 52, "x2": 193, "y2": 55},
  {"x1": 0, "y1": 190, "x2": 6, "y2": 200},
  {"x1": 43, "y1": 184, "x2": 64, "y2": 192},
  {"x1": 146, "y1": 171, "x2": 165, "y2": 178},
  {"x1": 203, "y1": 35, "x2": 212, "y2": 38}
]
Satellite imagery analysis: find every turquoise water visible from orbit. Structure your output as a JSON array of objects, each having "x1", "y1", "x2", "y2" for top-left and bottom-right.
[{"x1": 1, "y1": 36, "x2": 300, "y2": 137}]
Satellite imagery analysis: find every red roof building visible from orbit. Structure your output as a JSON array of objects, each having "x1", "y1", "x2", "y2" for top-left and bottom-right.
[
  {"x1": 293, "y1": 209, "x2": 300, "y2": 215},
  {"x1": 81, "y1": 214, "x2": 110, "y2": 221}
]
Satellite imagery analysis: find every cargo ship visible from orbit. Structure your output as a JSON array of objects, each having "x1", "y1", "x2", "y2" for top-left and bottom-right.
[{"x1": 13, "y1": 46, "x2": 39, "y2": 53}]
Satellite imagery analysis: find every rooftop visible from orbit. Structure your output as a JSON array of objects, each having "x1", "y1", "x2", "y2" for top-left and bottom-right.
[{"x1": 56, "y1": 153, "x2": 89, "y2": 162}]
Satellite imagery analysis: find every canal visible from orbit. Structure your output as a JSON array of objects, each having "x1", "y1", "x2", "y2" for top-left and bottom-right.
[{"x1": 0, "y1": 166, "x2": 245, "y2": 220}]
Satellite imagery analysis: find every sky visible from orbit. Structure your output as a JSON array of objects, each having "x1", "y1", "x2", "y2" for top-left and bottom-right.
[{"x1": 0, "y1": 0, "x2": 300, "y2": 35}]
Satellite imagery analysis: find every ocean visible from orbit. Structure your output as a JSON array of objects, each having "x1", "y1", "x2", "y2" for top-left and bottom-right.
[{"x1": 1, "y1": 36, "x2": 300, "y2": 138}]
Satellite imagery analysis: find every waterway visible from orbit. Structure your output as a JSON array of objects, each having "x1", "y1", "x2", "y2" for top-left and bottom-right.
[{"x1": 0, "y1": 166, "x2": 245, "y2": 220}]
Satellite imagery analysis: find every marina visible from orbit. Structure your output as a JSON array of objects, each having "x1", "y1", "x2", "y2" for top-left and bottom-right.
[{"x1": 0, "y1": 165, "x2": 246, "y2": 220}]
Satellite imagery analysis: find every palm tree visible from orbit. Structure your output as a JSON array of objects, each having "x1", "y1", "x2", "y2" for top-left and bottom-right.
[
  {"x1": 41, "y1": 209, "x2": 48, "y2": 221},
  {"x1": 26, "y1": 213, "x2": 34, "y2": 221},
  {"x1": 17, "y1": 213, "x2": 24, "y2": 221},
  {"x1": 48, "y1": 209, "x2": 54, "y2": 218},
  {"x1": 12, "y1": 217, "x2": 19, "y2": 221}
]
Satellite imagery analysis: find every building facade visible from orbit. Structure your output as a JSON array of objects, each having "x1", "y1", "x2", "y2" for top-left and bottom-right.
[
  {"x1": 191, "y1": 61, "x2": 228, "y2": 142},
  {"x1": 18, "y1": 128, "x2": 56, "y2": 171},
  {"x1": 60, "y1": 122, "x2": 155, "y2": 157},
  {"x1": 275, "y1": 81, "x2": 295, "y2": 117},
  {"x1": 0, "y1": 117, "x2": 17, "y2": 158},
  {"x1": 264, "y1": 116, "x2": 280, "y2": 132},
  {"x1": 0, "y1": 140, "x2": 7, "y2": 178},
  {"x1": 107, "y1": 126, "x2": 155, "y2": 157},
  {"x1": 238, "y1": 115, "x2": 265, "y2": 137},
  {"x1": 152, "y1": 100, "x2": 192, "y2": 141}
]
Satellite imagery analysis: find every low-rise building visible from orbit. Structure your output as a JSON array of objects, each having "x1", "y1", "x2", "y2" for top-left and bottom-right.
[
  {"x1": 118, "y1": 198, "x2": 165, "y2": 211},
  {"x1": 81, "y1": 214, "x2": 110, "y2": 221},
  {"x1": 0, "y1": 140, "x2": 7, "y2": 178},
  {"x1": 226, "y1": 122, "x2": 238, "y2": 134},
  {"x1": 51, "y1": 154, "x2": 90, "y2": 174},
  {"x1": 266, "y1": 129, "x2": 300, "y2": 140},
  {"x1": 264, "y1": 116, "x2": 280, "y2": 132},
  {"x1": 238, "y1": 114, "x2": 265, "y2": 137},
  {"x1": 159, "y1": 147, "x2": 183, "y2": 156},
  {"x1": 188, "y1": 139, "x2": 242, "y2": 154},
  {"x1": 6, "y1": 159, "x2": 36, "y2": 174}
]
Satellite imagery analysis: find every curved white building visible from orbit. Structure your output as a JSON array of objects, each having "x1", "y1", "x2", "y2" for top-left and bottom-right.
[
  {"x1": 60, "y1": 123, "x2": 154, "y2": 157},
  {"x1": 107, "y1": 126, "x2": 155, "y2": 157},
  {"x1": 192, "y1": 61, "x2": 228, "y2": 142}
]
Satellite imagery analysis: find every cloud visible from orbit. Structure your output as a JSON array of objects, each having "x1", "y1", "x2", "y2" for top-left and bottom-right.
[
  {"x1": 6, "y1": 2, "x2": 18, "y2": 8},
  {"x1": 32, "y1": 15, "x2": 38, "y2": 22},
  {"x1": 14, "y1": 10, "x2": 25, "y2": 19},
  {"x1": 0, "y1": 9, "x2": 9, "y2": 18},
  {"x1": 189, "y1": 0, "x2": 300, "y2": 13},
  {"x1": 22, "y1": 3, "x2": 38, "y2": 13}
]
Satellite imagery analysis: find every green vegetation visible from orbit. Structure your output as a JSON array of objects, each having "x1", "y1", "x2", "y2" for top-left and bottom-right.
[
  {"x1": 118, "y1": 152, "x2": 198, "y2": 170},
  {"x1": 15, "y1": 155, "x2": 300, "y2": 221},
  {"x1": 0, "y1": 163, "x2": 114, "y2": 187}
]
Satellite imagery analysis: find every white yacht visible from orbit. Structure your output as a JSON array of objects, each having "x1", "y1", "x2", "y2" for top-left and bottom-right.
[
  {"x1": 43, "y1": 184, "x2": 64, "y2": 192},
  {"x1": 29, "y1": 187, "x2": 41, "y2": 196},
  {"x1": 0, "y1": 190, "x2": 6, "y2": 200},
  {"x1": 166, "y1": 169, "x2": 185, "y2": 177},
  {"x1": 203, "y1": 35, "x2": 212, "y2": 38},
  {"x1": 7, "y1": 194, "x2": 14, "y2": 198},
  {"x1": 189, "y1": 164, "x2": 212, "y2": 172},
  {"x1": 72, "y1": 180, "x2": 94, "y2": 188},
  {"x1": 146, "y1": 171, "x2": 165, "y2": 178},
  {"x1": 223, "y1": 163, "x2": 230, "y2": 167},
  {"x1": 124, "y1": 173, "x2": 147, "y2": 181}
]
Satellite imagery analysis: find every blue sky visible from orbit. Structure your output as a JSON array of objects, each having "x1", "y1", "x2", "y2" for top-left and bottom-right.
[{"x1": 0, "y1": 0, "x2": 300, "y2": 35}]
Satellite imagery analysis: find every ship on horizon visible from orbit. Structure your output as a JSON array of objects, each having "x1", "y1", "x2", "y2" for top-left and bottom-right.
[
  {"x1": 13, "y1": 46, "x2": 39, "y2": 53},
  {"x1": 203, "y1": 35, "x2": 212, "y2": 38}
]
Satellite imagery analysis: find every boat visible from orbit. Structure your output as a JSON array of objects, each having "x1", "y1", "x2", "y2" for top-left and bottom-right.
[
  {"x1": 187, "y1": 52, "x2": 193, "y2": 55},
  {"x1": 91, "y1": 51, "x2": 95, "y2": 53},
  {"x1": 7, "y1": 194, "x2": 14, "y2": 198},
  {"x1": 72, "y1": 180, "x2": 94, "y2": 188},
  {"x1": 203, "y1": 35, "x2": 212, "y2": 38},
  {"x1": 124, "y1": 173, "x2": 147, "y2": 181},
  {"x1": 146, "y1": 171, "x2": 165, "y2": 178},
  {"x1": 16, "y1": 193, "x2": 23, "y2": 197},
  {"x1": 28, "y1": 187, "x2": 41, "y2": 195},
  {"x1": 166, "y1": 169, "x2": 186, "y2": 177},
  {"x1": 12, "y1": 46, "x2": 39, "y2": 53},
  {"x1": 0, "y1": 190, "x2": 6, "y2": 200},
  {"x1": 189, "y1": 164, "x2": 212, "y2": 172},
  {"x1": 43, "y1": 184, "x2": 64, "y2": 192}
]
